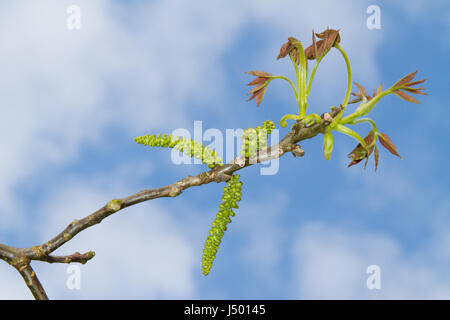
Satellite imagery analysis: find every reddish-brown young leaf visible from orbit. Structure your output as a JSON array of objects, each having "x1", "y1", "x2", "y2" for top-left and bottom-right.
[
  {"x1": 347, "y1": 159, "x2": 362, "y2": 168},
  {"x1": 246, "y1": 71, "x2": 272, "y2": 78},
  {"x1": 323, "y1": 29, "x2": 340, "y2": 54},
  {"x1": 276, "y1": 37, "x2": 300, "y2": 61},
  {"x1": 304, "y1": 29, "x2": 321, "y2": 60},
  {"x1": 247, "y1": 77, "x2": 267, "y2": 86},
  {"x1": 350, "y1": 83, "x2": 380, "y2": 104},
  {"x1": 348, "y1": 93, "x2": 363, "y2": 104},
  {"x1": 288, "y1": 37, "x2": 301, "y2": 64},
  {"x1": 374, "y1": 83, "x2": 382, "y2": 97},
  {"x1": 246, "y1": 71, "x2": 272, "y2": 107},
  {"x1": 363, "y1": 132, "x2": 376, "y2": 169},
  {"x1": 401, "y1": 87, "x2": 427, "y2": 95},
  {"x1": 247, "y1": 89, "x2": 260, "y2": 102},
  {"x1": 354, "y1": 82, "x2": 367, "y2": 97},
  {"x1": 347, "y1": 146, "x2": 361, "y2": 159},
  {"x1": 391, "y1": 70, "x2": 427, "y2": 104},
  {"x1": 405, "y1": 79, "x2": 427, "y2": 87},
  {"x1": 277, "y1": 42, "x2": 291, "y2": 60},
  {"x1": 312, "y1": 29, "x2": 318, "y2": 59},
  {"x1": 304, "y1": 28, "x2": 340, "y2": 60},
  {"x1": 393, "y1": 71, "x2": 427, "y2": 104},
  {"x1": 393, "y1": 70, "x2": 418, "y2": 88},
  {"x1": 305, "y1": 39, "x2": 325, "y2": 60},
  {"x1": 247, "y1": 86, "x2": 267, "y2": 107},
  {"x1": 365, "y1": 131, "x2": 375, "y2": 155},
  {"x1": 255, "y1": 88, "x2": 266, "y2": 107},
  {"x1": 315, "y1": 29, "x2": 340, "y2": 59},
  {"x1": 364, "y1": 154, "x2": 370, "y2": 169},
  {"x1": 347, "y1": 131, "x2": 375, "y2": 168},
  {"x1": 248, "y1": 83, "x2": 266, "y2": 94},
  {"x1": 247, "y1": 91, "x2": 257, "y2": 101},
  {"x1": 394, "y1": 90, "x2": 421, "y2": 104},
  {"x1": 374, "y1": 144, "x2": 379, "y2": 171},
  {"x1": 315, "y1": 28, "x2": 341, "y2": 43},
  {"x1": 378, "y1": 133, "x2": 401, "y2": 158},
  {"x1": 290, "y1": 47, "x2": 300, "y2": 65}
]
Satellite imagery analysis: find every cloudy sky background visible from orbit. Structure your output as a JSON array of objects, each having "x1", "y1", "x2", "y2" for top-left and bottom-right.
[{"x1": 0, "y1": 0, "x2": 449, "y2": 299}]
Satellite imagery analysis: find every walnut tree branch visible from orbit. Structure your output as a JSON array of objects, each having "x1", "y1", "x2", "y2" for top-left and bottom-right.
[{"x1": 0, "y1": 107, "x2": 341, "y2": 300}]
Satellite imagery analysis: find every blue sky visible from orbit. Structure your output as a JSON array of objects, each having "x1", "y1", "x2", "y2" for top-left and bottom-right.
[{"x1": 0, "y1": 0, "x2": 449, "y2": 299}]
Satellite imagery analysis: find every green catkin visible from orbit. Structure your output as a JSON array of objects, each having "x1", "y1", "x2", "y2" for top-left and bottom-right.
[
  {"x1": 240, "y1": 120, "x2": 276, "y2": 158},
  {"x1": 201, "y1": 174, "x2": 243, "y2": 275},
  {"x1": 134, "y1": 134, "x2": 223, "y2": 168}
]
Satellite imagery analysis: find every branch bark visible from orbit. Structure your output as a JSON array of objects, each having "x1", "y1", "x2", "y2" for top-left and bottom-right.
[{"x1": 0, "y1": 107, "x2": 341, "y2": 299}]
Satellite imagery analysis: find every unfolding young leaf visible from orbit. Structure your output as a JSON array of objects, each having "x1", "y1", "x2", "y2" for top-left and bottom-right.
[
  {"x1": 246, "y1": 71, "x2": 272, "y2": 78},
  {"x1": 247, "y1": 77, "x2": 268, "y2": 86},
  {"x1": 348, "y1": 92, "x2": 363, "y2": 104},
  {"x1": 304, "y1": 28, "x2": 341, "y2": 60},
  {"x1": 363, "y1": 131, "x2": 376, "y2": 169},
  {"x1": 401, "y1": 87, "x2": 427, "y2": 95},
  {"x1": 393, "y1": 70, "x2": 418, "y2": 88},
  {"x1": 304, "y1": 29, "x2": 323, "y2": 60},
  {"x1": 315, "y1": 29, "x2": 341, "y2": 42},
  {"x1": 374, "y1": 144, "x2": 379, "y2": 171},
  {"x1": 375, "y1": 83, "x2": 382, "y2": 97},
  {"x1": 276, "y1": 37, "x2": 300, "y2": 63},
  {"x1": 347, "y1": 131, "x2": 375, "y2": 168},
  {"x1": 304, "y1": 39, "x2": 323, "y2": 60},
  {"x1": 255, "y1": 87, "x2": 266, "y2": 107},
  {"x1": 312, "y1": 29, "x2": 318, "y2": 59},
  {"x1": 247, "y1": 86, "x2": 267, "y2": 107},
  {"x1": 392, "y1": 70, "x2": 427, "y2": 104},
  {"x1": 365, "y1": 131, "x2": 375, "y2": 155},
  {"x1": 246, "y1": 71, "x2": 272, "y2": 107},
  {"x1": 248, "y1": 83, "x2": 266, "y2": 94},
  {"x1": 277, "y1": 42, "x2": 291, "y2": 60},
  {"x1": 393, "y1": 90, "x2": 421, "y2": 104},
  {"x1": 404, "y1": 79, "x2": 427, "y2": 87},
  {"x1": 349, "y1": 83, "x2": 380, "y2": 104},
  {"x1": 354, "y1": 82, "x2": 367, "y2": 97},
  {"x1": 378, "y1": 133, "x2": 401, "y2": 158},
  {"x1": 318, "y1": 29, "x2": 340, "y2": 54},
  {"x1": 347, "y1": 159, "x2": 362, "y2": 168}
]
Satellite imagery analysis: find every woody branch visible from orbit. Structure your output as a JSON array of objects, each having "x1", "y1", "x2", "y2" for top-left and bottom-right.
[{"x1": 0, "y1": 107, "x2": 341, "y2": 300}]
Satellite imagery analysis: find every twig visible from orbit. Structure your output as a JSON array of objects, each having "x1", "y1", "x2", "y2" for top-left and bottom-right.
[{"x1": 0, "y1": 107, "x2": 341, "y2": 299}]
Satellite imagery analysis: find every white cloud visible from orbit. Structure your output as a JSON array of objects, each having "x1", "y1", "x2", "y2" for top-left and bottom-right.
[{"x1": 291, "y1": 222, "x2": 450, "y2": 299}]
